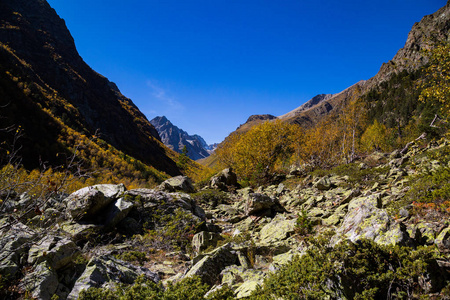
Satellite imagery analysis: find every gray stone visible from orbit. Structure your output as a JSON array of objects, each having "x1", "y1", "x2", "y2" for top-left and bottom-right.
[
  {"x1": 209, "y1": 168, "x2": 238, "y2": 191},
  {"x1": 68, "y1": 255, "x2": 159, "y2": 300},
  {"x1": 314, "y1": 176, "x2": 334, "y2": 191},
  {"x1": 245, "y1": 193, "x2": 281, "y2": 216},
  {"x1": 0, "y1": 222, "x2": 37, "y2": 277},
  {"x1": 28, "y1": 235, "x2": 80, "y2": 270},
  {"x1": 258, "y1": 215, "x2": 296, "y2": 246},
  {"x1": 19, "y1": 261, "x2": 58, "y2": 300},
  {"x1": 104, "y1": 198, "x2": 134, "y2": 229},
  {"x1": 158, "y1": 176, "x2": 196, "y2": 193},
  {"x1": 185, "y1": 243, "x2": 238, "y2": 285},
  {"x1": 192, "y1": 231, "x2": 224, "y2": 254},
  {"x1": 65, "y1": 184, "x2": 126, "y2": 221}
]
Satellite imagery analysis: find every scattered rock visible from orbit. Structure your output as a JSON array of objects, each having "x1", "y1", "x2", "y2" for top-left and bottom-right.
[{"x1": 158, "y1": 176, "x2": 196, "y2": 193}]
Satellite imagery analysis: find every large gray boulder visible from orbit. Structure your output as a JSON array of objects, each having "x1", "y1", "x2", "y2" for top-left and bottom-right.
[
  {"x1": 0, "y1": 222, "x2": 37, "y2": 277},
  {"x1": 19, "y1": 261, "x2": 58, "y2": 300},
  {"x1": 209, "y1": 168, "x2": 239, "y2": 191},
  {"x1": 158, "y1": 176, "x2": 196, "y2": 193},
  {"x1": 185, "y1": 243, "x2": 238, "y2": 285},
  {"x1": 192, "y1": 231, "x2": 224, "y2": 254},
  {"x1": 28, "y1": 235, "x2": 80, "y2": 270},
  {"x1": 67, "y1": 255, "x2": 159, "y2": 300},
  {"x1": 334, "y1": 195, "x2": 411, "y2": 246},
  {"x1": 65, "y1": 184, "x2": 126, "y2": 221},
  {"x1": 245, "y1": 193, "x2": 284, "y2": 216}
]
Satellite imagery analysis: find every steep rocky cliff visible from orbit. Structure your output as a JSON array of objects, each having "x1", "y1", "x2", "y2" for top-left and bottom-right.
[
  {"x1": 150, "y1": 116, "x2": 213, "y2": 161},
  {"x1": 0, "y1": 0, "x2": 180, "y2": 175}
]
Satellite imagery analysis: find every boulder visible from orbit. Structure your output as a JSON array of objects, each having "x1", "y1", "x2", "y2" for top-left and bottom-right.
[
  {"x1": 67, "y1": 255, "x2": 159, "y2": 300},
  {"x1": 28, "y1": 235, "x2": 80, "y2": 270},
  {"x1": 65, "y1": 184, "x2": 126, "y2": 221},
  {"x1": 220, "y1": 265, "x2": 265, "y2": 298},
  {"x1": 158, "y1": 176, "x2": 196, "y2": 193},
  {"x1": 258, "y1": 215, "x2": 296, "y2": 246},
  {"x1": 314, "y1": 176, "x2": 335, "y2": 191},
  {"x1": 103, "y1": 197, "x2": 134, "y2": 229},
  {"x1": 185, "y1": 243, "x2": 238, "y2": 285},
  {"x1": 335, "y1": 199, "x2": 411, "y2": 246},
  {"x1": 192, "y1": 231, "x2": 224, "y2": 254},
  {"x1": 0, "y1": 222, "x2": 37, "y2": 277},
  {"x1": 19, "y1": 261, "x2": 58, "y2": 300},
  {"x1": 245, "y1": 193, "x2": 283, "y2": 216},
  {"x1": 209, "y1": 168, "x2": 239, "y2": 191},
  {"x1": 435, "y1": 227, "x2": 450, "y2": 249}
]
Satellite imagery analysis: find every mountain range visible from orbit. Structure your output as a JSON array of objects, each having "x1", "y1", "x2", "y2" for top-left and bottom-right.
[{"x1": 150, "y1": 116, "x2": 216, "y2": 161}]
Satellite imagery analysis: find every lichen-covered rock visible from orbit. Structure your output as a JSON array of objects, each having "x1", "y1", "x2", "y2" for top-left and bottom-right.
[
  {"x1": 67, "y1": 255, "x2": 159, "y2": 300},
  {"x1": 219, "y1": 265, "x2": 265, "y2": 298},
  {"x1": 314, "y1": 176, "x2": 335, "y2": 191},
  {"x1": 269, "y1": 250, "x2": 302, "y2": 272},
  {"x1": 192, "y1": 231, "x2": 224, "y2": 254},
  {"x1": 158, "y1": 175, "x2": 196, "y2": 193},
  {"x1": 65, "y1": 184, "x2": 126, "y2": 221},
  {"x1": 19, "y1": 261, "x2": 58, "y2": 300},
  {"x1": 245, "y1": 193, "x2": 283, "y2": 216},
  {"x1": 209, "y1": 168, "x2": 239, "y2": 191},
  {"x1": 435, "y1": 227, "x2": 450, "y2": 249},
  {"x1": 28, "y1": 235, "x2": 80, "y2": 270},
  {"x1": 185, "y1": 243, "x2": 238, "y2": 285},
  {"x1": 335, "y1": 200, "x2": 410, "y2": 246},
  {"x1": 258, "y1": 215, "x2": 296, "y2": 246},
  {"x1": 0, "y1": 222, "x2": 37, "y2": 277},
  {"x1": 59, "y1": 222, "x2": 103, "y2": 242}
]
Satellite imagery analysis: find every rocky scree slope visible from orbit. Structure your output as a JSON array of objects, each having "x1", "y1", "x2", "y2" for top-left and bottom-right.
[
  {"x1": 0, "y1": 0, "x2": 180, "y2": 175},
  {"x1": 150, "y1": 116, "x2": 213, "y2": 161},
  {"x1": 2, "y1": 140, "x2": 450, "y2": 299}
]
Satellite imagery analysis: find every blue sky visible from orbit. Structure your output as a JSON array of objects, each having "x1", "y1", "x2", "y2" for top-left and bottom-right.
[{"x1": 47, "y1": 0, "x2": 446, "y2": 144}]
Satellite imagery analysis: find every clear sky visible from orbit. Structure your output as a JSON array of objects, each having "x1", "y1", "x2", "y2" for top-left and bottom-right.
[{"x1": 46, "y1": 0, "x2": 446, "y2": 144}]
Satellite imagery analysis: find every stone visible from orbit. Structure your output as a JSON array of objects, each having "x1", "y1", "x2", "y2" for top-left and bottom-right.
[
  {"x1": 245, "y1": 193, "x2": 282, "y2": 216},
  {"x1": 192, "y1": 231, "x2": 224, "y2": 254},
  {"x1": 158, "y1": 176, "x2": 196, "y2": 193},
  {"x1": 67, "y1": 255, "x2": 159, "y2": 300},
  {"x1": 314, "y1": 176, "x2": 334, "y2": 191},
  {"x1": 219, "y1": 265, "x2": 265, "y2": 298},
  {"x1": 258, "y1": 215, "x2": 296, "y2": 246},
  {"x1": 335, "y1": 201, "x2": 411, "y2": 246},
  {"x1": 0, "y1": 222, "x2": 37, "y2": 278},
  {"x1": 28, "y1": 235, "x2": 80, "y2": 270},
  {"x1": 269, "y1": 250, "x2": 300, "y2": 272},
  {"x1": 435, "y1": 227, "x2": 450, "y2": 249},
  {"x1": 19, "y1": 261, "x2": 58, "y2": 300},
  {"x1": 209, "y1": 168, "x2": 239, "y2": 191},
  {"x1": 185, "y1": 243, "x2": 238, "y2": 285},
  {"x1": 65, "y1": 184, "x2": 126, "y2": 221},
  {"x1": 59, "y1": 222, "x2": 103, "y2": 242},
  {"x1": 103, "y1": 197, "x2": 134, "y2": 229}
]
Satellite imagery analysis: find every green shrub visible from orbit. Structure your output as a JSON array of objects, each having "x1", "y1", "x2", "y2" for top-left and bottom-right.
[
  {"x1": 295, "y1": 209, "x2": 314, "y2": 236},
  {"x1": 191, "y1": 190, "x2": 230, "y2": 207},
  {"x1": 252, "y1": 233, "x2": 442, "y2": 299},
  {"x1": 78, "y1": 275, "x2": 209, "y2": 300},
  {"x1": 116, "y1": 251, "x2": 147, "y2": 265}
]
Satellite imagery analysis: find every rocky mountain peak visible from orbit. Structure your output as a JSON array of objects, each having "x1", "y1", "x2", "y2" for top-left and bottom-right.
[{"x1": 150, "y1": 116, "x2": 213, "y2": 161}]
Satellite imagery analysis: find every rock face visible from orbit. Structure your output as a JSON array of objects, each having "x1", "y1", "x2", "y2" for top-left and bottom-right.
[
  {"x1": 0, "y1": 0, "x2": 180, "y2": 175},
  {"x1": 150, "y1": 116, "x2": 214, "y2": 160}
]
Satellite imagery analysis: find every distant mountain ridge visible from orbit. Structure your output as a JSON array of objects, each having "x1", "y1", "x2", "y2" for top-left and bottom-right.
[{"x1": 150, "y1": 116, "x2": 215, "y2": 161}]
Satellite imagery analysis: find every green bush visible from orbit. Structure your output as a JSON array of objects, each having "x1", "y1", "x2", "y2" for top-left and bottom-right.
[
  {"x1": 191, "y1": 190, "x2": 230, "y2": 207},
  {"x1": 79, "y1": 275, "x2": 209, "y2": 300},
  {"x1": 252, "y1": 233, "x2": 442, "y2": 299},
  {"x1": 116, "y1": 251, "x2": 147, "y2": 265},
  {"x1": 295, "y1": 209, "x2": 314, "y2": 236}
]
